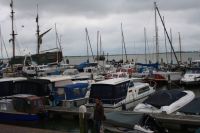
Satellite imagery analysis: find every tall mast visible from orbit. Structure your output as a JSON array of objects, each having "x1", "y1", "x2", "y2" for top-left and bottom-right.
[
  {"x1": 154, "y1": 2, "x2": 159, "y2": 64},
  {"x1": 178, "y1": 32, "x2": 182, "y2": 63},
  {"x1": 163, "y1": 16, "x2": 168, "y2": 65},
  {"x1": 36, "y1": 4, "x2": 40, "y2": 54},
  {"x1": 100, "y1": 35, "x2": 102, "y2": 56},
  {"x1": 10, "y1": 0, "x2": 16, "y2": 58},
  {"x1": 121, "y1": 23, "x2": 128, "y2": 63},
  {"x1": 170, "y1": 28, "x2": 173, "y2": 65},
  {"x1": 97, "y1": 31, "x2": 99, "y2": 63},
  {"x1": 85, "y1": 28, "x2": 89, "y2": 62},
  {"x1": 154, "y1": 2, "x2": 180, "y2": 66},
  {"x1": 144, "y1": 27, "x2": 147, "y2": 64},
  {"x1": 121, "y1": 23, "x2": 124, "y2": 63}
]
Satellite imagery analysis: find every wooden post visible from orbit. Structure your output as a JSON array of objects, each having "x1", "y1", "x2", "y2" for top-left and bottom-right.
[{"x1": 79, "y1": 105, "x2": 88, "y2": 133}]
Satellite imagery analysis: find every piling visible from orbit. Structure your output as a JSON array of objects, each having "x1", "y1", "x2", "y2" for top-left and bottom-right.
[{"x1": 79, "y1": 105, "x2": 88, "y2": 133}]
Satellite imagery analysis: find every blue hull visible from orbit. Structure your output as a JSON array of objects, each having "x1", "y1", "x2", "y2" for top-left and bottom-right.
[{"x1": 0, "y1": 112, "x2": 47, "y2": 122}]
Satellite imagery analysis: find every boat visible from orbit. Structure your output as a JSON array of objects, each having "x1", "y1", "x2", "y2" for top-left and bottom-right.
[
  {"x1": 134, "y1": 89, "x2": 195, "y2": 114},
  {"x1": 0, "y1": 94, "x2": 47, "y2": 122},
  {"x1": 177, "y1": 97, "x2": 200, "y2": 115},
  {"x1": 86, "y1": 78, "x2": 155, "y2": 110},
  {"x1": 0, "y1": 77, "x2": 27, "y2": 97},
  {"x1": 104, "y1": 111, "x2": 166, "y2": 133},
  {"x1": 60, "y1": 82, "x2": 90, "y2": 108},
  {"x1": 180, "y1": 68, "x2": 200, "y2": 85}
]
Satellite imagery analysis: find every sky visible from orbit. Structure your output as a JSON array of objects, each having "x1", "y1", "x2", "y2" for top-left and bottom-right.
[{"x1": 0, "y1": 0, "x2": 199, "y2": 57}]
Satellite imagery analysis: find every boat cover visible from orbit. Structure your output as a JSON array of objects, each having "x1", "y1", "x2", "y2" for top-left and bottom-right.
[
  {"x1": 179, "y1": 97, "x2": 200, "y2": 115},
  {"x1": 143, "y1": 89, "x2": 187, "y2": 108},
  {"x1": 64, "y1": 83, "x2": 88, "y2": 100}
]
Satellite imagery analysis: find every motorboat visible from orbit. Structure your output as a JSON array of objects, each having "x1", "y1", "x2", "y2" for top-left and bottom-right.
[
  {"x1": 134, "y1": 89, "x2": 195, "y2": 114},
  {"x1": 180, "y1": 68, "x2": 200, "y2": 85},
  {"x1": 0, "y1": 94, "x2": 47, "y2": 122},
  {"x1": 86, "y1": 78, "x2": 155, "y2": 110}
]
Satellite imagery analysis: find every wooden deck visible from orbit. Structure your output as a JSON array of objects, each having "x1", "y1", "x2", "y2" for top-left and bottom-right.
[{"x1": 151, "y1": 113, "x2": 200, "y2": 126}]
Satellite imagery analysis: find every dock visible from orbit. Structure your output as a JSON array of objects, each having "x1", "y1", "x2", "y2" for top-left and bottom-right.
[
  {"x1": 0, "y1": 124, "x2": 66, "y2": 133},
  {"x1": 46, "y1": 106, "x2": 93, "y2": 119},
  {"x1": 151, "y1": 113, "x2": 200, "y2": 126}
]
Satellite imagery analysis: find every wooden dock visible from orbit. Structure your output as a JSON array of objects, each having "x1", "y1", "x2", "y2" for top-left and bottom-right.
[
  {"x1": 46, "y1": 106, "x2": 92, "y2": 119},
  {"x1": 0, "y1": 124, "x2": 66, "y2": 133},
  {"x1": 151, "y1": 113, "x2": 200, "y2": 126}
]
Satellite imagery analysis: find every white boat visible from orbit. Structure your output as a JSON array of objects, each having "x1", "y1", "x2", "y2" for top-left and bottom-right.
[
  {"x1": 86, "y1": 78, "x2": 155, "y2": 110},
  {"x1": 134, "y1": 89, "x2": 195, "y2": 114},
  {"x1": 180, "y1": 68, "x2": 200, "y2": 85}
]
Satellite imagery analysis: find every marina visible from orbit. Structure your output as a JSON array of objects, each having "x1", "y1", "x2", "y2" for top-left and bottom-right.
[{"x1": 0, "y1": 0, "x2": 200, "y2": 133}]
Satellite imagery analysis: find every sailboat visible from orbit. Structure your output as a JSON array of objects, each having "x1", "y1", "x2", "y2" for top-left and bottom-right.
[{"x1": 9, "y1": 0, "x2": 63, "y2": 66}]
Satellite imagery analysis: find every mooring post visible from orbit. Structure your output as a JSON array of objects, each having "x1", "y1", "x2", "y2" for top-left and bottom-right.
[{"x1": 79, "y1": 105, "x2": 88, "y2": 133}]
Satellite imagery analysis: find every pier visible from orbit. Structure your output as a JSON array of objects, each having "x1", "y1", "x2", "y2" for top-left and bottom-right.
[{"x1": 0, "y1": 124, "x2": 66, "y2": 133}]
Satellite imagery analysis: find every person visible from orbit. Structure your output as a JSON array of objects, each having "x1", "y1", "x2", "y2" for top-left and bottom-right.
[{"x1": 94, "y1": 97, "x2": 105, "y2": 133}]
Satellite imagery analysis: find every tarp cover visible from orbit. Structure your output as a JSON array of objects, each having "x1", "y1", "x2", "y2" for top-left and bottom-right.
[
  {"x1": 143, "y1": 89, "x2": 187, "y2": 108},
  {"x1": 179, "y1": 97, "x2": 200, "y2": 115},
  {"x1": 64, "y1": 83, "x2": 88, "y2": 100}
]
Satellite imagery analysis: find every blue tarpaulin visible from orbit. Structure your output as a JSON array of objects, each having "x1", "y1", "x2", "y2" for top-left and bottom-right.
[{"x1": 64, "y1": 83, "x2": 89, "y2": 100}]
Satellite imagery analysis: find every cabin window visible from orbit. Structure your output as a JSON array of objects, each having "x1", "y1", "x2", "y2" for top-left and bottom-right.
[
  {"x1": 57, "y1": 88, "x2": 65, "y2": 95},
  {"x1": 129, "y1": 81, "x2": 134, "y2": 87},
  {"x1": 138, "y1": 86, "x2": 150, "y2": 95},
  {"x1": 0, "y1": 103, "x2": 7, "y2": 111}
]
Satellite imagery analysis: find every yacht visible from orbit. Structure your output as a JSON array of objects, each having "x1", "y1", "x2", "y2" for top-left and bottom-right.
[
  {"x1": 86, "y1": 78, "x2": 155, "y2": 110},
  {"x1": 134, "y1": 89, "x2": 195, "y2": 114},
  {"x1": 180, "y1": 68, "x2": 200, "y2": 85}
]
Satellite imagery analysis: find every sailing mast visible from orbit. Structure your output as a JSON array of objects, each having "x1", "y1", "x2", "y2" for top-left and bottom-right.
[
  {"x1": 85, "y1": 28, "x2": 95, "y2": 62},
  {"x1": 121, "y1": 23, "x2": 128, "y2": 63},
  {"x1": 10, "y1": 0, "x2": 17, "y2": 58},
  {"x1": 163, "y1": 16, "x2": 169, "y2": 65},
  {"x1": 36, "y1": 5, "x2": 40, "y2": 54},
  {"x1": 144, "y1": 27, "x2": 147, "y2": 64},
  {"x1": 154, "y1": 2, "x2": 159, "y2": 64},
  {"x1": 178, "y1": 32, "x2": 182, "y2": 63},
  {"x1": 97, "y1": 31, "x2": 99, "y2": 63},
  {"x1": 154, "y1": 2, "x2": 180, "y2": 66},
  {"x1": 170, "y1": 28, "x2": 173, "y2": 65}
]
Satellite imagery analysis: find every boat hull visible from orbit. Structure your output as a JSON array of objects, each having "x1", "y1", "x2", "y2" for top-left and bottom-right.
[{"x1": 0, "y1": 112, "x2": 47, "y2": 122}]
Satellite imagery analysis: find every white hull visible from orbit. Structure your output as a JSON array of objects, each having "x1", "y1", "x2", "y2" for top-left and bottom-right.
[{"x1": 134, "y1": 90, "x2": 195, "y2": 114}]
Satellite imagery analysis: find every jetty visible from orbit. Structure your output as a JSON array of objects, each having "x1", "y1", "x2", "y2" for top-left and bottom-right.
[{"x1": 0, "y1": 124, "x2": 66, "y2": 133}]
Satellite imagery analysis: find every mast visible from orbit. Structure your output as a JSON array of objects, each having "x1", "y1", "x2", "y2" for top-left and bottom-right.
[
  {"x1": 144, "y1": 27, "x2": 147, "y2": 64},
  {"x1": 154, "y1": 2, "x2": 180, "y2": 66},
  {"x1": 154, "y1": 2, "x2": 159, "y2": 64},
  {"x1": 85, "y1": 28, "x2": 89, "y2": 62},
  {"x1": 178, "y1": 32, "x2": 182, "y2": 63},
  {"x1": 163, "y1": 16, "x2": 169, "y2": 65},
  {"x1": 170, "y1": 28, "x2": 173, "y2": 65},
  {"x1": 97, "y1": 31, "x2": 99, "y2": 63},
  {"x1": 121, "y1": 23, "x2": 124, "y2": 63},
  {"x1": 36, "y1": 4, "x2": 40, "y2": 54},
  {"x1": 100, "y1": 35, "x2": 102, "y2": 56},
  {"x1": 85, "y1": 28, "x2": 95, "y2": 62},
  {"x1": 10, "y1": 0, "x2": 16, "y2": 58},
  {"x1": 121, "y1": 23, "x2": 128, "y2": 63}
]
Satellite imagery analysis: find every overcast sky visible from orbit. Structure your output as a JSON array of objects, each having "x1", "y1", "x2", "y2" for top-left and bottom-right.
[{"x1": 0, "y1": 0, "x2": 199, "y2": 57}]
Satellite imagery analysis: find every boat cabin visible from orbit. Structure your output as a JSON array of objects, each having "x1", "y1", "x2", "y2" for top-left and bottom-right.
[
  {"x1": 0, "y1": 94, "x2": 45, "y2": 114},
  {"x1": 60, "y1": 82, "x2": 89, "y2": 108},
  {"x1": 0, "y1": 77, "x2": 27, "y2": 97},
  {"x1": 39, "y1": 75, "x2": 73, "y2": 106},
  {"x1": 88, "y1": 78, "x2": 155, "y2": 110}
]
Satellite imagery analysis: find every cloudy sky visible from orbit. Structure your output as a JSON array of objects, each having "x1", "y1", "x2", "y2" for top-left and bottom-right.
[{"x1": 0, "y1": 0, "x2": 199, "y2": 57}]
